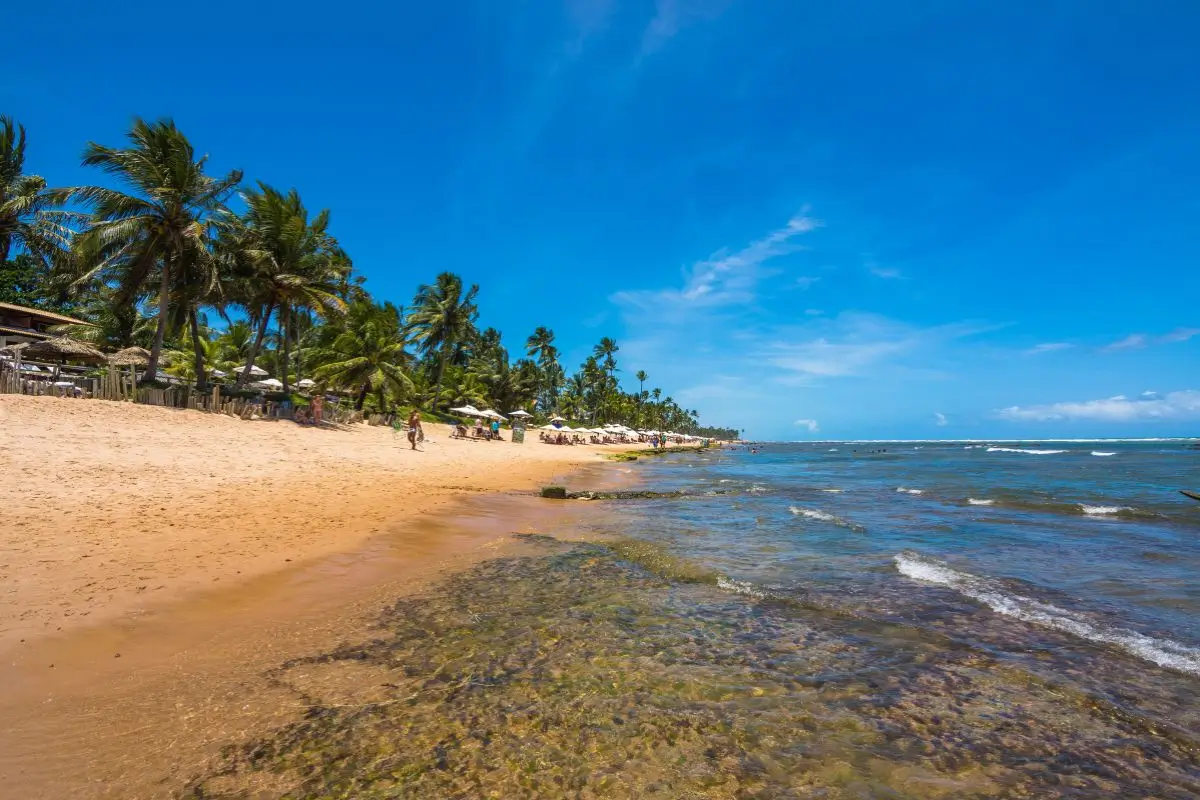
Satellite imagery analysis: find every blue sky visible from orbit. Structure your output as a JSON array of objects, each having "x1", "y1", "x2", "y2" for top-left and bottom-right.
[{"x1": 7, "y1": 1, "x2": 1200, "y2": 439}]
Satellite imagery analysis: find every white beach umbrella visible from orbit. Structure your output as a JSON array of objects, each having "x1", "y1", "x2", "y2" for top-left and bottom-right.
[
  {"x1": 480, "y1": 409, "x2": 506, "y2": 420},
  {"x1": 209, "y1": 368, "x2": 227, "y2": 378},
  {"x1": 232, "y1": 364, "x2": 269, "y2": 378},
  {"x1": 508, "y1": 410, "x2": 533, "y2": 417},
  {"x1": 255, "y1": 378, "x2": 284, "y2": 389},
  {"x1": 550, "y1": 415, "x2": 566, "y2": 423},
  {"x1": 539, "y1": 424, "x2": 559, "y2": 430},
  {"x1": 297, "y1": 378, "x2": 315, "y2": 389},
  {"x1": 450, "y1": 405, "x2": 482, "y2": 415}
]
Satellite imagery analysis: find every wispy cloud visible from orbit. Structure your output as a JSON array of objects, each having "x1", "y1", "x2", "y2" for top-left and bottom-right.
[
  {"x1": 998, "y1": 390, "x2": 1200, "y2": 422},
  {"x1": 867, "y1": 262, "x2": 905, "y2": 280},
  {"x1": 1161, "y1": 327, "x2": 1200, "y2": 344},
  {"x1": 794, "y1": 418, "x2": 820, "y2": 433},
  {"x1": 795, "y1": 276, "x2": 821, "y2": 290},
  {"x1": 639, "y1": 0, "x2": 731, "y2": 56},
  {"x1": 763, "y1": 313, "x2": 994, "y2": 379},
  {"x1": 1025, "y1": 342, "x2": 1073, "y2": 355},
  {"x1": 1103, "y1": 334, "x2": 1149, "y2": 351},
  {"x1": 934, "y1": 412, "x2": 948, "y2": 426},
  {"x1": 1102, "y1": 328, "x2": 1199, "y2": 351},
  {"x1": 612, "y1": 212, "x2": 820, "y2": 311}
]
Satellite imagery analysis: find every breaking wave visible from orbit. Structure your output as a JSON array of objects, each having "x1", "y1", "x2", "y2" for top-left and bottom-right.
[
  {"x1": 967, "y1": 498, "x2": 995, "y2": 506},
  {"x1": 789, "y1": 506, "x2": 864, "y2": 532},
  {"x1": 1091, "y1": 451, "x2": 1117, "y2": 457},
  {"x1": 986, "y1": 447, "x2": 1067, "y2": 455},
  {"x1": 1080, "y1": 504, "x2": 1132, "y2": 516},
  {"x1": 894, "y1": 552, "x2": 1200, "y2": 675},
  {"x1": 896, "y1": 487, "x2": 923, "y2": 495}
]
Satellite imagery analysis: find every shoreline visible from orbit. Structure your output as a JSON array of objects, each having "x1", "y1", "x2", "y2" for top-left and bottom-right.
[{"x1": 0, "y1": 395, "x2": 659, "y2": 797}]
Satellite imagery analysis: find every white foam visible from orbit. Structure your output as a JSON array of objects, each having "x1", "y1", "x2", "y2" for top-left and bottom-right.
[
  {"x1": 1091, "y1": 451, "x2": 1116, "y2": 457},
  {"x1": 967, "y1": 498, "x2": 995, "y2": 506},
  {"x1": 828, "y1": 448, "x2": 839, "y2": 451},
  {"x1": 896, "y1": 487, "x2": 923, "y2": 495},
  {"x1": 716, "y1": 575, "x2": 768, "y2": 599},
  {"x1": 894, "y1": 553, "x2": 1200, "y2": 675},
  {"x1": 718, "y1": 479, "x2": 734, "y2": 483},
  {"x1": 820, "y1": 488, "x2": 844, "y2": 493},
  {"x1": 748, "y1": 485, "x2": 768, "y2": 494},
  {"x1": 789, "y1": 506, "x2": 863, "y2": 531},
  {"x1": 986, "y1": 447, "x2": 1067, "y2": 455},
  {"x1": 1079, "y1": 504, "x2": 1130, "y2": 516},
  {"x1": 790, "y1": 506, "x2": 835, "y2": 522}
]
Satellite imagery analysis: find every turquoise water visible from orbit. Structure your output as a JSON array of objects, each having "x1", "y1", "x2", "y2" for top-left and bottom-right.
[
  {"x1": 191, "y1": 441, "x2": 1200, "y2": 798},
  {"x1": 605, "y1": 441, "x2": 1200, "y2": 670}
]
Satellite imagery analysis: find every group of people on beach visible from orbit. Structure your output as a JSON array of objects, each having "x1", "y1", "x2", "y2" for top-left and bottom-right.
[{"x1": 452, "y1": 417, "x2": 503, "y2": 441}]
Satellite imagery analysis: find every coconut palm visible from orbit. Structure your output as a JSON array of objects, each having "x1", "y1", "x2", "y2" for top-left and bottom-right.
[
  {"x1": 408, "y1": 272, "x2": 479, "y2": 411},
  {"x1": 67, "y1": 118, "x2": 241, "y2": 383},
  {"x1": 0, "y1": 116, "x2": 73, "y2": 268},
  {"x1": 222, "y1": 183, "x2": 348, "y2": 389},
  {"x1": 310, "y1": 300, "x2": 413, "y2": 411}
]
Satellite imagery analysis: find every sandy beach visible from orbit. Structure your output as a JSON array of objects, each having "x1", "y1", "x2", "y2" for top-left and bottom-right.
[{"x1": 0, "y1": 395, "x2": 653, "y2": 797}]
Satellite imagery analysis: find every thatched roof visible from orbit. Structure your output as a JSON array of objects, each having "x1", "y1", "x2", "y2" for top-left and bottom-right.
[
  {"x1": 108, "y1": 346, "x2": 152, "y2": 366},
  {"x1": 20, "y1": 336, "x2": 108, "y2": 364}
]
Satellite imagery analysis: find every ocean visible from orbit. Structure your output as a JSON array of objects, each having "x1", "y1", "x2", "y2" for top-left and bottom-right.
[{"x1": 190, "y1": 440, "x2": 1200, "y2": 798}]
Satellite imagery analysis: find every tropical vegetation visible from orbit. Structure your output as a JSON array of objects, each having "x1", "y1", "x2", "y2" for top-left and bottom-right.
[{"x1": 0, "y1": 115, "x2": 739, "y2": 439}]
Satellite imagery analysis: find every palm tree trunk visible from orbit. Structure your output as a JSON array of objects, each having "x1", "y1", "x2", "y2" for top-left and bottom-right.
[
  {"x1": 190, "y1": 307, "x2": 208, "y2": 391},
  {"x1": 141, "y1": 260, "x2": 172, "y2": 384},
  {"x1": 238, "y1": 301, "x2": 274, "y2": 388},
  {"x1": 355, "y1": 380, "x2": 370, "y2": 411},
  {"x1": 433, "y1": 342, "x2": 450, "y2": 412},
  {"x1": 280, "y1": 304, "x2": 291, "y2": 394},
  {"x1": 377, "y1": 382, "x2": 387, "y2": 416},
  {"x1": 0, "y1": 238, "x2": 10, "y2": 266}
]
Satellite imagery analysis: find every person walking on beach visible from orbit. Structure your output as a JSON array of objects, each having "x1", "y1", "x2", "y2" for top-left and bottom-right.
[
  {"x1": 311, "y1": 394, "x2": 323, "y2": 424},
  {"x1": 490, "y1": 419, "x2": 501, "y2": 440},
  {"x1": 407, "y1": 409, "x2": 423, "y2": 450}
]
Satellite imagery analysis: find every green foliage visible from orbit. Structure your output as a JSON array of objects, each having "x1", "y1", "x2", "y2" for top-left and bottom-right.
[{"x1": 5, "y1": 115, "x2": 737, "y2": 436}]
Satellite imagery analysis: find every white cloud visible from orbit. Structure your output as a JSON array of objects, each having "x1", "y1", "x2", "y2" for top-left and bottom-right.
[
  {"x1": 763, "y1": 313, "x2": 994, "y2": 379},
  {"x1": 868, "y1": 263, "x2": 904, "y2": 279},
  {"x1": 997, "y1": 390, "x2": 1200, "y2": 423},
  {"x1": 934, "y1": 412, "x2": 948, "y2": 426},
  {"x1": 795, "y1": 276, "x2": 821, "y2": 290},
  {"x1": 794, "y1": 418, "x2": 820, "y2": 433},
  {"x1": 1161, "y1": 327, "x2": 1200, "y2": 344},
  {"x1": 1025, "y1": 342, "x2": 1072, "y2": 355},
  {"x1": 612, "y1": 212, "x2": 820, "y2": 312},
  {"x1": 1103, "y1": 334, "x2": 1149, "y2": 351}
]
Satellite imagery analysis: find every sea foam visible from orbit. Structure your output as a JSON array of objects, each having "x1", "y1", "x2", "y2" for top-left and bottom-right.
[
  {"x1": 789, "y1": 506, "x2": 864, "y2": 531},
  {"x1": 1091, "y1": 451, "x2": 1116, "y2": 457},
  {"x1": 986, "y1": 447, "x2": 1067, "y2": 455},
  {"x1": 894, "y1": 552, "x2": 1200, "y2": 675},
  {"x1": 896, "y1": 487, "x2": 923, "y2": 495},
  {"x1": 967, "y1": 498, "x2": 995, "y2": 506},
  {"x1": 1079, "y1": 504, "x2": 1130, "y2": 516}
]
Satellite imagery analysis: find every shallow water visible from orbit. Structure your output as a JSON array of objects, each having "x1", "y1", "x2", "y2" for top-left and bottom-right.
[{"x1": 190, "y1": 441, "x2": 1200, "y2": 798}]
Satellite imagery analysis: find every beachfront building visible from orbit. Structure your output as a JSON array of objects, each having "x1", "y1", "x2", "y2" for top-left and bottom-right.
[{"x1": 0, "y1": 302, "x2": 92, "y2": 348}]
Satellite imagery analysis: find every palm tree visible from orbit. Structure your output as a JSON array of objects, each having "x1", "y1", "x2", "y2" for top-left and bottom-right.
[
  {"x1": 222, "y1": 183, "x2": 347, "y2": 389},
  {"x1": 408, "y1": 272, "x2": 479, "y2": 412},
  {"x1": 635, "y1": 369, "x2": 649, "y2": 425},
  {"x1": 592, "y1": 337, "x2": 619, "y2": 421},
  {"x1": 310, "y1": 300, "x2": 413, "y2": 411},
  {"x1": 68, "y1": 118, "x2": 241, "y2": 383},
  {"x1": 0, "y1": 116, "x2": 73, "y2": 268},
  {"x1": 526, "y1": 326, "x2": 559, "y2": 412}
]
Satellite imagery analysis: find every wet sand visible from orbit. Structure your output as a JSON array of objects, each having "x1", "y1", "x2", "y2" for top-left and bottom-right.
[{"x1": 0, "y1": 395, "x2": 650, "y2": 797}]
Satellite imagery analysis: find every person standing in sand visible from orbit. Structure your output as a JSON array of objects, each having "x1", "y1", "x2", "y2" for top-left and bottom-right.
[
  {"x1": 311, "y1": 394, "x2": 323, "y2": 424},
  {"x1": 407, "y1": 409, "x2": 423, "y2": 450}
]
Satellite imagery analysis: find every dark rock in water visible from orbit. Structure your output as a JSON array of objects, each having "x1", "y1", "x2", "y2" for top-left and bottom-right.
[
  {"x1": 1180, "y1": 490, "x2": 1200, "y2": 502},
  {"x1": 541, "y1": 486, "x2": 568, "y2": 499}
]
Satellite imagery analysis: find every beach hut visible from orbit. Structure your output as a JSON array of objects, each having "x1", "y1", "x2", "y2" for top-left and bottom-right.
[
  {"x1": 21, "y1": 336, "x2": 107, "y2": 365},
  {"x1": 107, "y1": 346, "x2": 152, "y2": 366}
]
